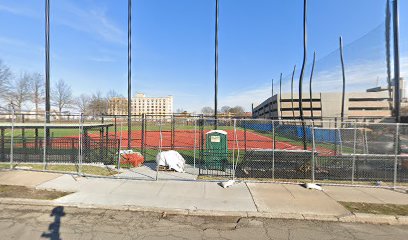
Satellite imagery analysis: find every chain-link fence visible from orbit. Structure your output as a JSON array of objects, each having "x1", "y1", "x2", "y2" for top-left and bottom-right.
[
  {"x1": 0, "y1": 112, "x2": 119, "y2": 176},
  {"x1": 1, "y1": 112, "x2": 407, "y2": 188}
]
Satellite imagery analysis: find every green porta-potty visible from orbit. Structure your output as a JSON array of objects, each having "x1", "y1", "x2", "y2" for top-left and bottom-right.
[{"x1": 205, "y1": 130, "x2": 228, "y2": 170}]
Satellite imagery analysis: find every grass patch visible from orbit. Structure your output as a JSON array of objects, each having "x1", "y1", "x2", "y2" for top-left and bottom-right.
[
  {"x1": 3, "y1": 164, "x2": 118, "y2": 176},
  {"x1": 0, "y1": 185, "x2": 71, "y2": 200},
  {"x1": 339, "y1": 201, "x2": 408, "y2": 216},
  {"x1": 0, "y1": 163, "x2": 11, "y2": 169}
]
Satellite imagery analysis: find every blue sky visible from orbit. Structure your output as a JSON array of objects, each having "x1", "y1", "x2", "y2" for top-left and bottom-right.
[{"x1": 0, "y1": 0, "x2": 407, "y2": 112}]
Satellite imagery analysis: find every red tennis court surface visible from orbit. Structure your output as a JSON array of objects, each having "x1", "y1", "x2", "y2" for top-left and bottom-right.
[{"x1": 111, "y1": 130, "x2": 335, "y2": 156}]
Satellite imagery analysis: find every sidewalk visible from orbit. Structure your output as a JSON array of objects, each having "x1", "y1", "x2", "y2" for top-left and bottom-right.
[{"x1": 1, "y1": 170, "x2": 407, "y2": 224}]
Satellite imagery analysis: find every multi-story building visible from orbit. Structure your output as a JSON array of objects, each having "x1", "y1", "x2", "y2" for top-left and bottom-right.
[
  {"x1": 252, "y1": 87, "x2": 394, "y2": 122},
  {"x1": 108, "y1": 93, "x2": 173, "y2": 116},
  {"x1": 108, "y1": 98, "x2": 128, "y2": 115}
]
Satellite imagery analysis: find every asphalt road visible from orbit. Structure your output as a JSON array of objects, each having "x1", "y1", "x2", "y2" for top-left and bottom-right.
[{"x1": 0, "y1": 204, "x2": 407, "y2": 240}]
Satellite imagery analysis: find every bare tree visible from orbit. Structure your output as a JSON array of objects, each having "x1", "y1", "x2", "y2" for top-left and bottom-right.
[
  {"x1": 221, "y1": 106, "x2": 231, "y2": 113},
  {"x1": 0, "y1": 60, "x2": 12, "y2": 104},
  {"x1": 29, "y1": 73, "x2": 44, "y2": 115},
  {"x1": 52, "y1": 79, "x2": 73, "y2": 114},
  {"x1": 6, "y1": 72, "x2": 32, "y2": 112},
  {"x1": 106, "y1": 89, "x2": 123, "y2": 99},
  {"x1": 229, "y1": 106, "x2": 245, "y2": 115},
  {"x1": 76, "y1": 94, "x2": 91, "y2": 114},
  {"x1": 88, "y1": 91, "x2": 108, "y2": 116},
  {"x1": 201, "y1": 106, "x2": 214, "y2": 115}
]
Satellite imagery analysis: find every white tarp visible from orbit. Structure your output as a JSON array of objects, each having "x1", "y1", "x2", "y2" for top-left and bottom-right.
[{"x1": 156, "y1": 150, "x2": 185, "y2": 172}]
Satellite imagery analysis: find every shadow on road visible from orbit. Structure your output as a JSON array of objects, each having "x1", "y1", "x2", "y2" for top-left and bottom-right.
[{"x1": 41, "y1": 206, "x2": 66, "y2": 240}]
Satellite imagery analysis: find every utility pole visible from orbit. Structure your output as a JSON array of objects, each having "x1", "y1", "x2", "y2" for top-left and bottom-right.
[{"x1": 309, "y1": 51, "x2": 316, "y2": 121}]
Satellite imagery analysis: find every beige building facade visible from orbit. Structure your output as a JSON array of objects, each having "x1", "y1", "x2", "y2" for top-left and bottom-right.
[
  {"x1": 108, "y1": 93, "x2": 173, "y2": 115},
  {"x1": 253, "y1": 88, "x2": 392, "y2": 122}
]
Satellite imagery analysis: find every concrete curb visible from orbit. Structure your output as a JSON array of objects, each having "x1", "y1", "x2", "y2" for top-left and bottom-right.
[{"x1": 0, "y1": 197, "x2": 406, "y2": 225}]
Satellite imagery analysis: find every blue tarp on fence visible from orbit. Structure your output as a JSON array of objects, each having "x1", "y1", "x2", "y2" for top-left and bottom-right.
[{"x1": 241, "y1": 122, "x2": 338, "y2": 144}]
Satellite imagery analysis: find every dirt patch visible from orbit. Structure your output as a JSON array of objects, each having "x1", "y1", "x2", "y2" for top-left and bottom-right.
[
  {"x1": 339, "y1": 201, "x2": 408, "y2": 216},
  {"x1": 0, "y1": 185, "x2": 71, "y2": 200}
]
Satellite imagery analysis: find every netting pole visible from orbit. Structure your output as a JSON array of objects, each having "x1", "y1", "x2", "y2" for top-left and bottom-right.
[
  {"x1": 290, "y1": 65, "x2": 296, "y2": 120},
  {"x1": 10, "y1": 109, "x2": 15, "y2": 169},
  {"x1": 311, "y1": 121, "x2": 315, "y2": 183},
  {"x1": 272, "y1": 120, "x2": 275, "y2": 180},
  {"x1": 298, "y1": 0, "x2": 308, "y2": 150},
  {"x1": 352, "y1": 122, "x2": 357, "y2": 184},
  {"x1": 214, "y1": 0, "x2": 219, "y2": 130},
  {"x1": 127, "y1": 0, "x2": 132, "y2": 149},
  {"x1": 393, "y1": 123, "x2": 400, "y2": 189},
  {"x1": 309, "y1": 51, "x2": 316, "y2": 122},
  {"x1": 339, "y1": 37, "x2": 346, "y2": 124},
  {"x1": 193, "y1": 118, "x2": 197, "y2": 168},
  {"x1": 393, "y1": 0, "x2": 401, "y2": 123}
]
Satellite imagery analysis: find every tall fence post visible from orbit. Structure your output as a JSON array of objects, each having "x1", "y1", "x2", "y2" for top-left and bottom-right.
[
  {"x1": 244, "y1": 121, "x2": 247, "y2": 162},
  {"x1": 394, "y1": 123, "x2": 400, "y2": 189},
  {"x1": 171, "y1": 114, "x2": 175, "y2": 150},
  {"x1": 352, "y1": 121, "x2": 357, "y2": 184},
  {"x1": 311, "y1": 121, "x2": 315, "y2": 183},
  {"x1": 78, "y1": 113, "x2": 83, "y2": 175},
  {"x1": 10, "y1": 110, "x2": 15, "y2": 169},
  {"x1": 43, "y1": 111, "x2": 47, "y2": 170},
  {"x1": 199, "y1": 115, "x2": 204, "y2": 175},
  {"x1": 272, "y1": 120, "x2": 275, "y2": 180},
  {"x1": 114, "y1": 116, "x2": 117, "y2": 142},
  {"x1": 156, "y1": 117, "x2": 163, "y2": 181},
  {"x1": 118, "y1": 121, "x2": 123, "y2": 170},
  {"x1": 141, "y1": 113, "x2": 145, "y2": 156},
  {"x1": 193, "y1": 118, "x2": 197, "y2": 168},
  {"x1": 334, "y1": 117, "x2": 338, "y2": 155},
  {"x1": 1, "y1": 129, "x2": 5, "y2": 163},
  {"x1": 232, "y1": 119, "x2": 237, "y2": 180}
]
